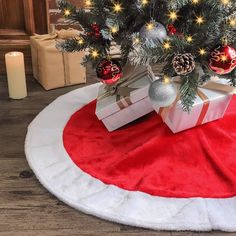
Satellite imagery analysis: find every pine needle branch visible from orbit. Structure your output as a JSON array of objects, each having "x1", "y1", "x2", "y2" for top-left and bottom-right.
[{"x1": 180, "y1": 73, "x2": 199, "y2": 112}]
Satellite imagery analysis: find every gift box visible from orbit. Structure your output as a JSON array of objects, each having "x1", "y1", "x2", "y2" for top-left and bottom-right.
[
  {"x1": 156, "y1": 78, "x2": 235, "y2": 133},
  {"x1": 96, "y1": 66, "x2": 155, "y2": 132},
  {"x1": 30, "y1": 29, "x2": 86, "y2": 90}
]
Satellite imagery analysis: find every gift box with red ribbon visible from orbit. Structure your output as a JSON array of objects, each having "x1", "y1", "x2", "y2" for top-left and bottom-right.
[{"x1": 156, "y1": 78, "x2": 235, "y2": 133}]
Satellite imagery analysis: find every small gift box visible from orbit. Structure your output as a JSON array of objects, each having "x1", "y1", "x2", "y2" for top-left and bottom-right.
[
  {"x1": 156, "y1": 78, "x2": 235, "y2": 133},
  {"x1": 96, "y1": 65, "x2": 155, "y2": 132},
  {"x1": 30, "y1": 29, "x2": 86, "y2": 90}
]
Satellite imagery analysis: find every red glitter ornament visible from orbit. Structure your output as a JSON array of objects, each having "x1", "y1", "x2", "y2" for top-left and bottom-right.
[
  {"x1": 96, "y1": 59, "x2": 122, "y2": 85},
  {"x1": 209, "y1": 45, "x2": 236, "y2": 75},
  {"x1": 87, "y1": 23, "x2": 101, "y2": 38},
  {"x1": 167, "y1": 24, "x2": 177, "y2": 35},
  {"x1": 167, "y1": 24, "x2": 183, "y2": 38}
]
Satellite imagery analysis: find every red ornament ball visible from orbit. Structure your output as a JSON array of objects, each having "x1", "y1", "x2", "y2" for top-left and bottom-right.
[
  {"x1": 96, "y1": 59, "x2": 122, "y2": 85},
  {"x1": 209, "y1": 45, "x2": 236, "y2": 75},
  {"x1": 167, "y1": 24, "x2": 183, "y2": 38},
  {"x1": 167, "y1": 24, "x2": 177, "y2": 35},
  {"x1": 87, "y1": 23, "x2": 101, "y2": 38},
  {"x1": 91, "y1": 23, "x2": 101, "y2": 38}
]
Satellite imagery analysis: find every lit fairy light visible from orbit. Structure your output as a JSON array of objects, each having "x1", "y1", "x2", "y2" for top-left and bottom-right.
[
  {"x1": 220, "y1": 54, "x2": 228, "y2": 62},
  {"x1": 229, "y1": 18, "x2": 236, "y2": 27},
  {"x1": 64, "y1": 9, "x2": 71, "y2": 16},
  {"x1": 85, "y1": 0, "x2": 92, "y2": 7},
  {"x1": 199, "y1": 48, "x2": 206, "y2": 56},
  {"x1": 195, "y1": 15, "x2": 204, "y2": 25},
  {"x1": 221, "y1": 0, "x2": 230, "y2": 6},
  {"x1": 133, "y1": 37, "x2": 140, "y2": 44},
  {"x1": 78, "y1": 38, "x2": 84, "y2": 45},
  {"x1": 163, "y1": 75, "x2": 170, "y2": 84},
  {"x1": 113, "y1": 3, "x2": 122, "y2": 13},
  {"x1": 186, "y1": 35, "x2": 193, "y2": 43},
  {"x1": 111, "y1": 26, "x2": 118, "y2": 34},
  {"x1": 91, "y1": 49, "x2": 99, "y2": 58},
  {"x1": 146, "y1": 22, "x2": 154, "y2": 30},
  {"x1": 140, "y1": 0, "x2": 149, "y2": 6},
  {"x1": 163, "y1": 41, "x2": 171, "y2": 50},
  {"x1": 168, "y1": 11, "x2": 178, "y2": 21}
]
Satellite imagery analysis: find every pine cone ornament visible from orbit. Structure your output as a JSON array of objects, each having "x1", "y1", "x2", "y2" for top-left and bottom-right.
[{"x1": 172, "y1": 53, "x2": 196, "y2": 75}]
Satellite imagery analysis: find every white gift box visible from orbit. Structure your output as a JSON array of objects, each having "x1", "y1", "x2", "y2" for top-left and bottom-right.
[
  {"x1": 96, "y1": 66, "x2": 155, "y2": 132},
  {"x1": 154, "y1": 79, "x2": 234, "y2": 133}
]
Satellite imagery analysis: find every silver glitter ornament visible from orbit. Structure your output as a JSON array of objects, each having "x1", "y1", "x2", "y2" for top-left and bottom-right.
[
  {"x1": 140, "y1": 21, "x2": 167, "y2": 44},
  {"x1": 149, "y1": 78, "x2": 178, "y2": 107}
]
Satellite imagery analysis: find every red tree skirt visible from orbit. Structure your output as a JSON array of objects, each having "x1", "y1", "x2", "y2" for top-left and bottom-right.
[{"x1": 63, "y1": 97, "x2": 236, "y2": 199}]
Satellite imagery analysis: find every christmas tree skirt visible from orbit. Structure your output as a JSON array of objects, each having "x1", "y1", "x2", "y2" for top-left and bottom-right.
[{"x1": 25, "y1": 83, "x2": 236, "y2": 232}]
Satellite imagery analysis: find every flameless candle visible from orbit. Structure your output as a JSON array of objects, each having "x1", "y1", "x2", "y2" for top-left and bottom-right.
[{"x1": 5, "y1": 52, "x2": 27, "y2": 99}]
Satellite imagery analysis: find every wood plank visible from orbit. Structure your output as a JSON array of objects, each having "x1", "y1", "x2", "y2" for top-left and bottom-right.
[
  {"x1": 192, "y1": 233, "x2": 236, "y2": 236},
  {"x1": 23, "y1": 0, "x2": 36, "y2": 35},
  {"x1": 0, "y1": 0, "x2": 25, "y2": 30},
  {"x1": 0, "y1": 0, "x2": 48, "y2": 75}
]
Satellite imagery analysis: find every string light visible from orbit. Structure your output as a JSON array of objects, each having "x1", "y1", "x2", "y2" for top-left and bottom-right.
[
  {"x1": 220, "y1": 54, "x2": 228, "y2": 62},
  {"x1": 133, "y1": 37, "x2": 140, "y2": 44},
  {"x1": 146, "y1": 22, "x2": 154, "y2": 30},
  {"x1": 199, "y1": 48, "x2": 206, "y2": 56},
  {"x1": 163, "y1": 75, "x2": 170, "y2": 84},
  {"x1": 91, "y1": 49, "x2": 99, "y2": 58},
  {"x1": 229, "y1": 18, "x2": 236, "y2": 27},
  {"x1": 140, "y1": 0, "x2": 149, "y2": 6},
  {"x1": 111, "y1": 26, "x2": 118, "y2": 34},
  {"x1": 113, "y1": 3, "x2": 122, "y2": 13},
  {"x1": 186, "y1": 35, "x2": 193, "y2": 43},
  {"x1": 168, "y1": 11, "x2": 178, "y2": 21},
  {"x1": 195, "y1": 15, "x2": 204, "y2": 25},
  {"x1": 221, "y1": 0, "x2": 230, "y2": 5},
  {"x1": 78, "y1": 38, "x2": 84, "y2": 45},
  {"x1": 163, "y1": 41, "x2": 171, "y2": 50},
  {"x1": 85, "y1": 0, "x2": 92, "y2": 7},
  {"x1": 192, "y1": 0, "x2": 200, "y2": 4},
  {"x1": 64, "y1": 9, "x2": 71, "y2": 16}
]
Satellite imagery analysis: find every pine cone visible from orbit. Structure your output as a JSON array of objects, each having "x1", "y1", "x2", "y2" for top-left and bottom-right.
[{"x1": 172, "y1": 53, "x2": 195, "y2": 75}]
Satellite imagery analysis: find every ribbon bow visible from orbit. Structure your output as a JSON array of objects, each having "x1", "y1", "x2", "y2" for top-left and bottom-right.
[{"x1": 33, "y1": 28, "x2": 81, "y2": 41}]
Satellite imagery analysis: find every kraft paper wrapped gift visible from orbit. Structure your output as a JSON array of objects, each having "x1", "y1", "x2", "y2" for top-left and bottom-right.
[
  {"x1": 96, "y1": 66, "x2": 155, "y2": 132},
  {"x1": 155, "y1": 79, "x2": 235, "y2": 133},
  {"x1": 30, "y1": 30, "x2": 86, "y2": 90}
]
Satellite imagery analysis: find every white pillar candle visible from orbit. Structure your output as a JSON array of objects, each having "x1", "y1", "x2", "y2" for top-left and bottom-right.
[{"x1": 5, "y1": 52, "x2": 27, "y2": 99}]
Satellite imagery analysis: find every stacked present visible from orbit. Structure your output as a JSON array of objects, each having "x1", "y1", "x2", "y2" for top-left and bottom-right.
[
  {"x1": 55, "y1": 0, "x2": 236, "y2": 134},
  {"x1": 30, "y1": 29, "x2": 86, "y2": 90},
  {"x1": 95, "y1": 66, "x2": 235, "y2": 133}
]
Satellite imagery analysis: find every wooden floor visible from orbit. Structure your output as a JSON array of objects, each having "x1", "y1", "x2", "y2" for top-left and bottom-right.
[{"x1": 0, "y1": 73, "x2": 235, "y2": 236}]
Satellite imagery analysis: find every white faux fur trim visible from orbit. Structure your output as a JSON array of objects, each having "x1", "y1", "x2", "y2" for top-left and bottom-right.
[{"x1": 25, "y1": 83, "x2": 236, "y2": 232}]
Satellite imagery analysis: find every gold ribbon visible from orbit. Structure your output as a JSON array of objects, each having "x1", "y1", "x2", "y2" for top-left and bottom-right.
[
  {"x1": 62, "y1": 53, "x2": 71, "y2": 86},
  {"x1": 202, "y1": 81, "x2": 236, "y2": 94},
  {"x1": 33, "y1": 28, "x2": 81, "y2": 41},
  {"x1": 159, "y1": 78, "x2": 235, "y2": 125}
]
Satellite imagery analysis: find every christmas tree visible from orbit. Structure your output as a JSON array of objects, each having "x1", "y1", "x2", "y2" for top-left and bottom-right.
[{"x1": 57, "y1": 0, "x2": 236, "y2": 111}]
